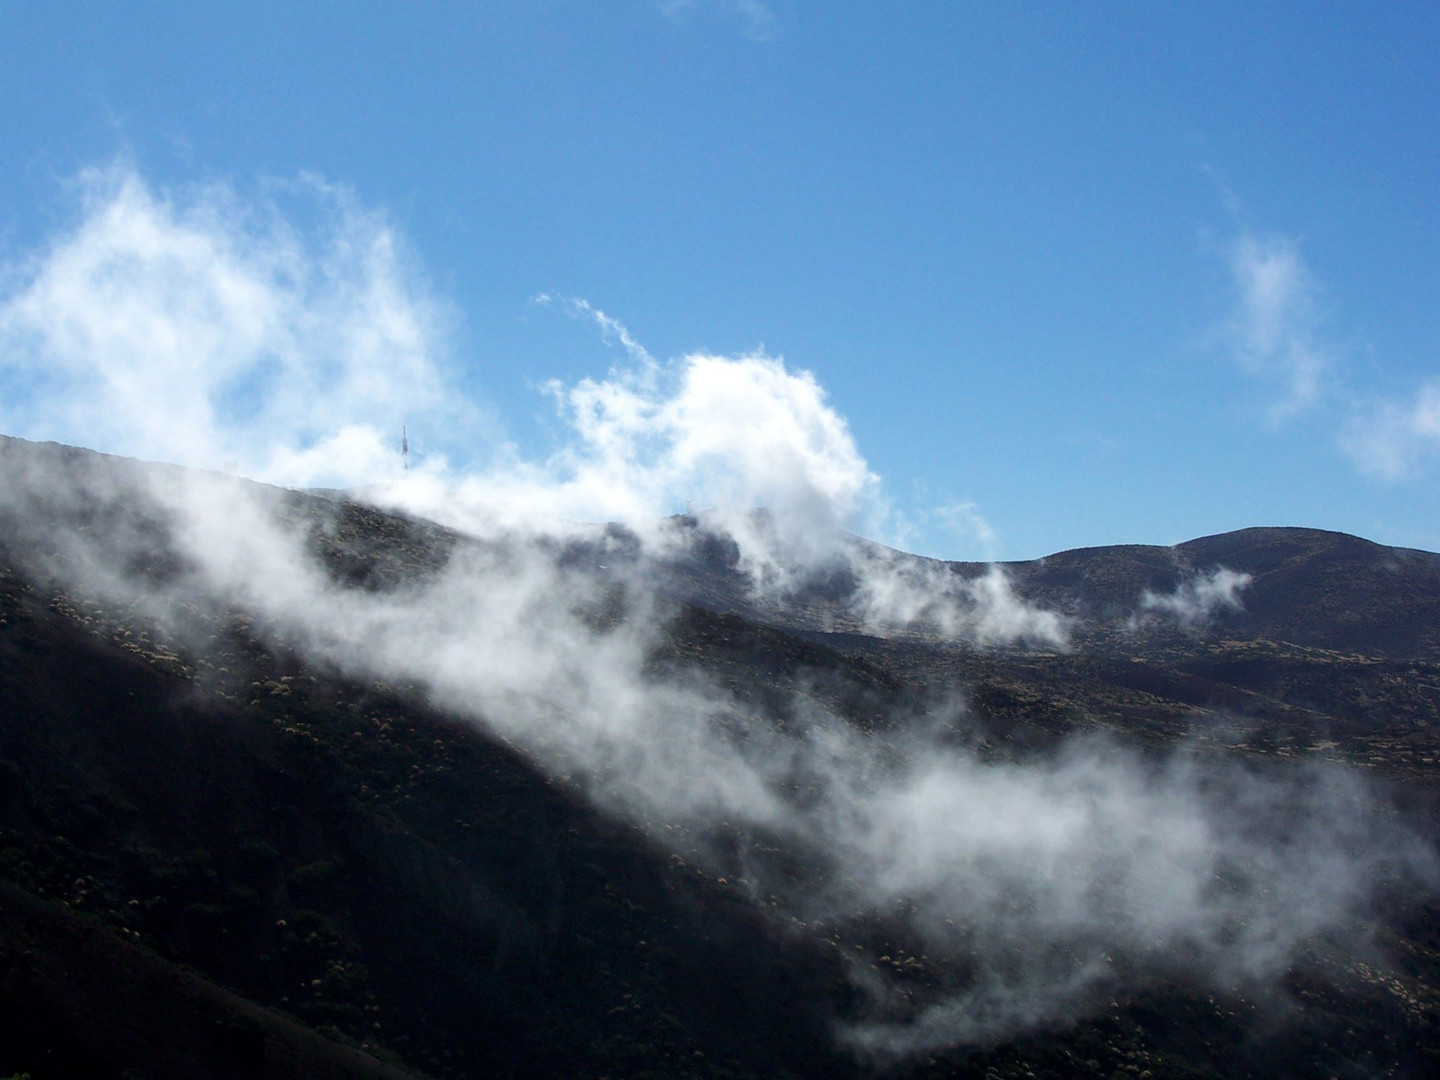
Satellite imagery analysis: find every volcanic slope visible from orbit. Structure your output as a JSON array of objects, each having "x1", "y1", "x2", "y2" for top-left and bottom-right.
[{"x1": 0, "y1": 434, "x2": 1438, "y2": 1080}]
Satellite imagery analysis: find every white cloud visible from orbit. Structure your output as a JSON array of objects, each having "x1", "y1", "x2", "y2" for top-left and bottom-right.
[
  {"x1": 1225, "y1": 232, "x2": 1332, "y2": 423},
  {"x1": 0, "y1": 161, "x2": 455, "y2": 488},
  {"x1": 1341, "y1": 380, "x2": 1440, "y2": 481},
  {"x1": 0, "y1": 165, "x2": 1057, "y2": 646},
  {"x1": 1134, "y1": 566, "x2": 1252, "y2": 629},
  {"x1": 386, "y1": 300, "x2": 1066, "y2": 645},
  {"x1": 850, "y1": 551, "x2": 1068, "y2": 647},
  {"x1": 402, "y1": 332, "x2": 879, "y2": 551},
  {"x1": 1214, "y1": 223, "x2": 1440, "y2": 488}
]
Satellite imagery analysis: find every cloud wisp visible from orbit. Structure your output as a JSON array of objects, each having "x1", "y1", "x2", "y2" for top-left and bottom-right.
[
  {"x1": 1342, "y1": 380, "x2": 1440, "y2": 482},
  {"x1": 1, "y1": 163, "x2": 1433, "y2": 1057},
  {"x1": 388, "y1": 295, "x2": 1067, "y2": 644},
  {"x1": 0, "y1": 162, "x2": 456, "y2": 489},
  {"x1": 658, "y1": 0, "x2": 778, "y2": 41},
  {"x1": 0, "y1": 164, "x2": 1060, "y2": 646},
  {"x1": 1217, "y1": 224, "x2": 1439, "y2": 486},
  {"x1": 2, "y1": 437, "x2": 1429, "y2": 1057},
  {"x1": 1132, "y1": 566, "x2": 1253, "y2": 629},
  {"x1": 1223, "y1": 232, "x2": 1332, "y2": 424}
]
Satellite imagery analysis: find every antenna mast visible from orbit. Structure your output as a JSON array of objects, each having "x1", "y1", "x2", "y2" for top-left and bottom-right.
[{"x1": 402, "y1": 426, "x2": 409, "y2": 475}]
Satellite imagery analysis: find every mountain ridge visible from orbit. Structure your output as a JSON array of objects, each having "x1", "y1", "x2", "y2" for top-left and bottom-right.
[{"x1": 1, "y1": 434, "x2": 1438, "y2": 1080}]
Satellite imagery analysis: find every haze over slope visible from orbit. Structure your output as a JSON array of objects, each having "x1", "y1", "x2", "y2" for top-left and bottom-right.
[{"x1": 2, "y1": 434, "x2": 1435, "y2": 1062}]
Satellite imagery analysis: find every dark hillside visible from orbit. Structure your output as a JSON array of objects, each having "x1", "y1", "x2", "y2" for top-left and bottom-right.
[
  {"x1": 0, "y1": 553, "x2": 857, "y2": 1080},
  {"x1": 1006, "y1": 527, "x2": 1440, "y2": 660},
  {"x1": 0, "y1": 878, "x2": 423, "y2": 1080},
  {"x1": 1, "y1": 436, "x2": 1438, "y2": 1080},
  {"x1": 1177, "y1": 527, "x2": 1440, "y2": 658},
  {"x1": 642, "y1": 514, "x2": 1440, "y2": 665}
]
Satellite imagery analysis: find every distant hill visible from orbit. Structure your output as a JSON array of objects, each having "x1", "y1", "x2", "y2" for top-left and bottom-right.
[
  {"x1": 1004, "y1": 527, "x2": 1440, "y2": 660},
  {"x1": 645, "y1": 509, "x2": 1440, "y2": 664}
]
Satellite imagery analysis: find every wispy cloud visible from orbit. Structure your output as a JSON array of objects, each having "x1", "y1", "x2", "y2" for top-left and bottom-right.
[
  {"x1": 1224, "y1": 232, "x2": 1332, "y2": 423},
  {"x1": 1132, "y1": 567, "x2": 1252, "y2": 629},
  {"x1": 0, "y1": 162, "x2": 1059, "y2": 646},
  {"x1": 533, "y1": 293, "x2": 657, "y2": 368},
  {"x1": 850, "y1": 554, "x2": 1068, "y2": 647},
  {"x1": 0, "y1": 161, "x2": 457, "y2": 488},
  {"x1": 658, "y1": 0, "x2": 778, "y2": 41},
  {"x1": 423, "y1": 306, "x2": 1069, "y2": 645},
  {"x1": 1215, "y1": 220, "x2": 1440, "y2": 487},
  {"x1": 1341, "y1": 380, "x2": 1440, "y2": 481},
  {"x1": 937, "y1": 499, "x2": 1002, "y2": 559}
]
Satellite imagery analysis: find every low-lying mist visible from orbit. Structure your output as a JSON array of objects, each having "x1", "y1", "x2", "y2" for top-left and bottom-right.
[
  {"x1": 1, "y1": 164, "x2": 1434, "y2": 1056},
  {"x1": 3, "y1": 440, "x2": 1431, "y2": 1054}
]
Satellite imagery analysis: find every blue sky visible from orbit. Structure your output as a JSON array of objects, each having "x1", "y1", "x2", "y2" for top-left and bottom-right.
[{"x1": 1, "y1": 1, "x2": 1436, "y2": 560}]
